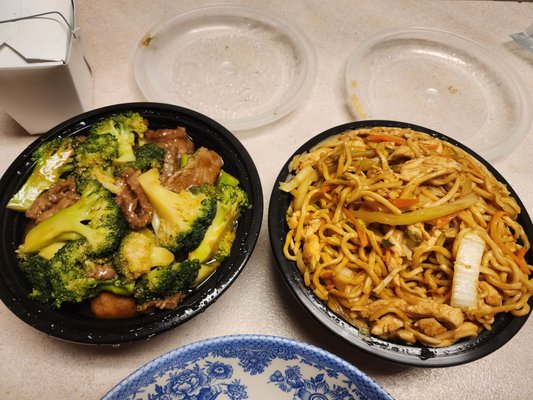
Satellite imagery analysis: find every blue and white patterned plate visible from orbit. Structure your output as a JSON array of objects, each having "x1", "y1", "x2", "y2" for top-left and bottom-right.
[{"x1": 102, "y1": 335, "x2": 393, "y2": 400}]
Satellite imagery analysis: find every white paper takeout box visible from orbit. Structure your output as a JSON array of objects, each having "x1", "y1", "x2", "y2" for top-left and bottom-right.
[{"x1": 0, "y1": 0, "x2": 93, "y2": 134}]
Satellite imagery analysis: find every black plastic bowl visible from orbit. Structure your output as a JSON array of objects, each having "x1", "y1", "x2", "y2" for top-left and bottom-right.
[
  {"x1": 0, "y1": 102, "x2": 263, "y2": 345},
  {"x1": 268, "y1": 120, "x2": 533, "y2": 367}
]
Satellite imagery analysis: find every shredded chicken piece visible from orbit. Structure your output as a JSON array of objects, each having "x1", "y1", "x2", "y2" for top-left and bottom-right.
[
  {"x1": 287, "y1": 211, "x2": 301, "y2": 230},
  {"x1": 399, "y1": 155, "x2": 461, "y2": 181},
  {"x1": 357, "y1": 298, "x2": 408, "y2": 319},
  {"x1": 384, "y1": 229, "x2": 413, "y2": 258},
  {"x1": 396, "y1": 329, "x2": 416, "y2": 345},
  {"x1": 302, "y1": 218, "x2": 322, "y2": 270},
  {"x1": 405, "y1": 301, "x2": 464, "y2": 329},
  {"x1": 25, "y1": 178, "x2": 80, "y2": 223},
  {"x1": 388, "y1": 145, "x2": 415, "y2": 162},
  {"x1": 115, "y1": 168, "x2": 153, "y2": 229},
  {"x1": 371, "y1": 314, "x2": 404, "y2": 336},
  {"x1": 289, "y1": 148, "x2": 331, "y2": 171},
  {"x1": 303, "y1": 234, "x2": 320, "y2": 270},
  {"x1": 415, "y1": 318, "x2": 447, "y2": 337},
  {"x1": 164, "y1": 147, "x2": 223, "y2": 192}
]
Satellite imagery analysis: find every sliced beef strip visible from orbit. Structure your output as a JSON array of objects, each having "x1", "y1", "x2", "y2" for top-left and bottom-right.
[
  {"x1": 145, "y1": 127, "x2": 194, "y2": 180},
  {"x1": 86, "y1": 263, "x2": 117, "y2": 280},
  {"x1": 164, "y1": 147, "x2": 223, "y2": 192},
  {"x1": 115, "y1": 168, "x2": 153, "y2": 230},
  {"x1": 25, "y1": 178, "x2": 80, "y2": 223},
  {"x1": 137, "y1": 292, "x2": 186, "y2": 313}
]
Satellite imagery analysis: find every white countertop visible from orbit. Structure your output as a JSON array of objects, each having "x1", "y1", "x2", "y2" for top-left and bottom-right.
[{"x1": 1, "y1": 1, "x2": 533, "y2": 399}]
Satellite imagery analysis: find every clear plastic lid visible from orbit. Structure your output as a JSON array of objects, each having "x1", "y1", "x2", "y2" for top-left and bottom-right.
[
  {"x1": 346, "y1": 27, "x2": 532, "y2": 161},
  {"x1": 134, "y1": 4, "x2": 316, "y2": 131}
]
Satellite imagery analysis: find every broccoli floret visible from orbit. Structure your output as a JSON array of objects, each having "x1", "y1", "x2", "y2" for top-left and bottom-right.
[
  {"x1": 115, "y1": 143, "x2": 166, "y2": 176},
  {"x1": 18, "y1": 178, "x2": 127, "y2": 257},
  {"x1": 51, "y1": 241, "x2": 134, "y2": 307},
  {"x1": 188, "y1": 182, "x2": 249, "y2": 287},
  {"x1": 21, "y1": 240, "x2": 133, "y2": 308},
  {"x1": 114, "y1": 229, "x2": 175, "y2": 281},
  {"x1": 137, "y1": 168, "x2": 217, "y2": 255},
  {"x1": 189, "y1": 182, "x2": 249, "y2": 264},
  {"x1": 76, "y1": 133, "x2": 118, "y2": 169},
  {"x1": 7, "y1": 136, "x2": 76, "y2": 211},
  {"x1": 75, "y1": 133, "x2": 121, "y2": 193},
  {"x1": 38, "y1": 242, "x2": 67, "y2": 260},
  {"x1": 212, "y1": 230, "x2": 237, "y2": 262},
  {"x1": 191, "y1": 230, "x2": 236, "y2": 287},
  {"x1": 89, "y1": 112, "x2": 148, "y2": 164},
  {"x1": 19, "y1": 255, "x2": 54, "y2": 304},
  {"x1": 134, "y1": 259, "x2": 200, "y2": 305},
  {"x1": 129, "y1": 143, "x2": 165, "y2": 171}
]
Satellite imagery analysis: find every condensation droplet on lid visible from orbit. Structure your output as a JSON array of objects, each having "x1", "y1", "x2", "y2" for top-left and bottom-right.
[{"x1": 424, "y1": 87, "x2": 440, "y2": 104}]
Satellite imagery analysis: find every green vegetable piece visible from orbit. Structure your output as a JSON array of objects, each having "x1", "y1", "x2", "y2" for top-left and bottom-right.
[
  {"x1": 18, "y1": 178, "x2": 127, "y2": 257},
  {"x1": 74, "y1": 133, "x2": 121, "y2": 193},
  {"x1": 114, "y1": 230, "x2": 174, "y2": 281},
  {"x1": 137, "y1": 168, "x2": 217, "y2": 255},
  {"x1": 19, "y1": 255, "x2": 54, "y2": 305},
  {"x1": 20, "y1": 240, "x2": 133, "y2": 308},
  {"x1": 216, "y1": 170, "x2": 240, "y2": 189},
  {"x1": 353, "y1": 193, "x2": 479, "y2": 226},
  {"x1": 7, "y1": 137, "x2": 76, "y2": 211},
  {"x1": 179, "y1": 153, "x2": 190, "y2": 169},
  {"x1": 134, "y1": 259, "x2": 200, "y2": 305},
  {"x1": 189, "y1": 183, "x2": 249, "y2": 264},
  {"x1": 115, "y1": 143, "x2": 166, "y2": 176},
  {"x1": 89, "y1": 111, "x2": 147, "y2": 164}
]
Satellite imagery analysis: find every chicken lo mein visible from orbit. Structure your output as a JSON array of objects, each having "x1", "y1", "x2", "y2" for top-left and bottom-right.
[{"x1": 280, "y1": 127, "x2": 533, "y2": 347}]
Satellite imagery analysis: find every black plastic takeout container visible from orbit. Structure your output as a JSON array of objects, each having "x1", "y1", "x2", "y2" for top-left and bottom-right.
[
  {"x1": 0, "y1": 102, "x2": 263, "y2": 345},
  {"x1": 268, "y1": 120, "x2": 533, "y2": 367}
]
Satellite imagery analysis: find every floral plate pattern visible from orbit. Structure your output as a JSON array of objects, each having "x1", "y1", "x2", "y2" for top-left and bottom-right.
[{"x1": 102, "y1": 335, "x2": 393, "y2": 400}]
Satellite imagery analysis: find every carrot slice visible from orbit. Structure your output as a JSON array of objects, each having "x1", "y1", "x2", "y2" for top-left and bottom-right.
[
  {"x1": 389, "y1": 198, "x2": 418, "y2": 208},
  {"x1": 355, "y1": 222, "x2": 369, "y2": 248},
  {"x1": 434, "y1": 212, "x2": 458, "y2": 228},
  {"x1": 342, "y1": 206, "x2": 358, "y2": 226},
  {"x1": 320, "y1": 185, "x2": 332, "y2": 193},
  {"x1": 342, "y1": 207, "x2": 369, "y2": 247},
  {"x1": 365, "y1": 135, "x2": 407, "y2": 145}
]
